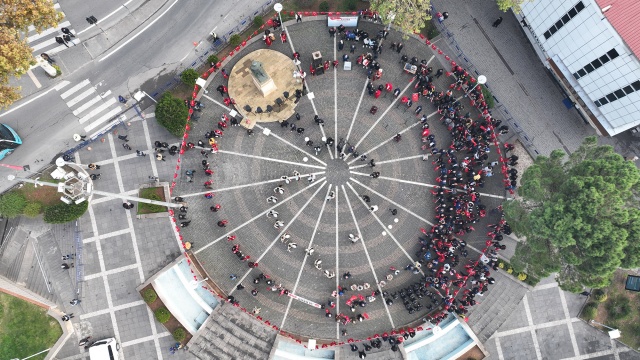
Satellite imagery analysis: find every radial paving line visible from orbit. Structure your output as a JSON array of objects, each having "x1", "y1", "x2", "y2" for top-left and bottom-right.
[
  {"x1": 333, "y1": 36, "x2": 338, "y2": 158},
  {"x1": 194, "y1": 178, "x2": 327, "y2": 253},
  {"x1": 280, "y1": 185, "x2": 334, "y2": 330},
  {"x1": 523, "y1": 296, "x2": 543, "y2": 360},
  {"x1": 282, "y1": 19, "x2": 318, "y2": 115},
  {"x1": 344, "y1": 79, "x2": 370, "y2": 153},
  {"x1": 341, "y1": 184, "x2": 395, "y2": 328},
  {"x1": 559, "y1": 290, "x2": 580, "y2": 357},
  {"x1": 349, "y1": 172, "x2": 506, "y2": 199},
  {"x1": 346, "y1": 183, "x2": 423, "y2": 274},
  {"x1": 353, "y1": 77, "x2": 416, "y2": 150},
  {"x1": 254, "y1": 123, "x2": 327, "y2": 166},
  {"x1": 180, "y1": 171, "x2": 325, "y2": 198},
  {"x1": 349, "y1": 177, "x2": 430, "y2": 224},
  {"x1": 142, "y1": 120, "x2": 159, "y2": 177},
  {"x1": 334, "y1": 184, "x2": 340, "y2": 339},
  {"x1": 201, "y1": 94, "x2": 232, "y2": 112},
  {"x1": 347, "y1": 119, "x2": 423, "y2": 165},
  {"x1": 228, "y1": 181, "x2": 328, "y2": 295},
  {"x1": 216, "y1": 149, "x2": 326, "y2": 169},
  {"x1": 349, "y1": 154, "x2": 425, "y2": 169}
]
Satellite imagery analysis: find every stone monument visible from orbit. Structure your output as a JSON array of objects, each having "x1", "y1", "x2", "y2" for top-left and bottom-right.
[{"x1": 250, "y1": 60, "x2": 277, "y2": 96}]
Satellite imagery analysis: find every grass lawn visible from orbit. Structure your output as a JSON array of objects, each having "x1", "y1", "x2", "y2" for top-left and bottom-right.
[
  {"x1": 138, "y1": 187, "x2": 167, "y2": 215},
  {"x1": 18, "y1": 171, "x2": 63, "y2": 208},
  {"x1": 586, "y1": 270, "x2": 640, "y2": 349},
  {"x1": 0, "y1": 293, "x2": 62, "y2": 360}
]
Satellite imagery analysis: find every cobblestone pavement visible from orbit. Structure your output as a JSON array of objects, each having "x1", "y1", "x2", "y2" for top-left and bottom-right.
[
  {"x1": 181, "y1": 18, "x2": 507, "y2": 343},
  {"x1": 430, "y1": 0, "x2": 640, "y2": 160}
]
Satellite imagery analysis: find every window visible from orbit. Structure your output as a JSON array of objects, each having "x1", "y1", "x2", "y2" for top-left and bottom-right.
[
  {"x1": 607, "y1": 48, "x2": 619, "y2": 59},
  {"x1": 543, "y1": 2, "x2": 583, "y2": 40},
  {"x1": 561, "y1": 14, "x2": 571, "y2": 23},
  {"x1": 632, "y1": 81, "x2": 640, "y2": 91},
  {"x1": 594, "y1": 100, "x2": 601, "y2": 107},
  {"x1": 544, "y1": 31, "x2": 552, "y2": 39},
  {"x1": 606, "y1": 93, "x2": 617, "y2": 102},
  {"x1": 568, "y1": 8, "x2": 578, "y2": 17},
  {"x1": 555, "y1": 20, "x2": 564, "y2": 30},
  {"x1": 614, "y1": 89, "x2": 626, "y2": 99},
  {"x1": 591, "y1": 59, "x2": 602, "y2": 69},
  {"x1": 599, "y1": 97, "x2": 609, "y2": 105},
  {"x1": 573, "y1": 73, "x2": 581, "y2": 80},
  {"x1": 584, "y1": 64, "x2": 595, "y2": 73},
  {"x1": 575, "y1": 1, "x2": 585, "y2": 11},
  {"x1": 599, "y1": 55, "x2": 610, "y2": 64},
  {"x1": 577, "y1": 69, "x2": 587, "y2": 77},
  {"x1": 550, "y1": 26, "x2": 558, "y2": 35},
  {"x1": 624, "y1": 85, "x2": 634, "y2": 94}
]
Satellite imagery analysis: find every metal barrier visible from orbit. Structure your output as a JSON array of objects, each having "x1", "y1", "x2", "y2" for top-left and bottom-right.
[{"x1": 430, "y1": 5, "x2": 540, "y2": 157}]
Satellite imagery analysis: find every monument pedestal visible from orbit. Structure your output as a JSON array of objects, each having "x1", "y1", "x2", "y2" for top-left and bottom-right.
[{"x1": 253, "y1": 76, "x2": 277, "y2": 97}]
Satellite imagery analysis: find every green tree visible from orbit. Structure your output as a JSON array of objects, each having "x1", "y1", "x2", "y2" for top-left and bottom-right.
[
  {"x1": 496, "y1": 0, "x2": 530, "y2": 13},
  {"x1": 0, "y1": 191, "x2": 27, "y2": 218},
  {"x1": 43, "y1": 201, "x2": 88, "y2": 224},
  {"x1": 22, "y1": 202, "x2": 42, "y2": 217},
  {"x1": 369, "y1": 0, "x2": 432, "y2": 39},
  {"x1": 156, "y1": 93, "x2": 188, "y2": 137},
  {"x1": 506, "y1": 137, "x2": 640, "y2": 292},
  {"x1": 229, "y1": 34, "x2": 241, "y2": 46},
  {"x1": 180, "y1": 68, "x2": 199, "y2": 86}
]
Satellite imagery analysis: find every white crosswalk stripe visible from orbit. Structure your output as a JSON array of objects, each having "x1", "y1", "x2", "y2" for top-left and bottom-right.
[
  {"x1": 25, "y1": 3, "x2": 80, "y2": 57},
  {"x1": 61, "y1": 79, "x2": 122, "y2": 133}
]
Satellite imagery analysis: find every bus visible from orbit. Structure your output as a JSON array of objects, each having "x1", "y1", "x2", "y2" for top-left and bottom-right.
[{"x1": 0, "y1": 123, "x2": 22, "y2": 160}]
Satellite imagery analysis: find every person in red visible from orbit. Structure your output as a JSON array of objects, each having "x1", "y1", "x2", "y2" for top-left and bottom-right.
[
  {"x1": 374, "y1": 89, "x2": 381, "y2": 99},
  {"x1": 323, "y1": 60, "x2": 330, "y2": 71},
  {"x1": 332, "y1": 60, "x2": 339, "y2": 68},
  {"x1": 280, "y1": 31, "x2": 287, "y2": 43},
  {"x1": 217, "y1": 219, "x2": 228, "y2": 227},
  {"x1": 310, "y1": 65, "x2": 316, "y2": 76},
  {"x1": 265, "y1": 35, "x2": 272, "y2": 46}
]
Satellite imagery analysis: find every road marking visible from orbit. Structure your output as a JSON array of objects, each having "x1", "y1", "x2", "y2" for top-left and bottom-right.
[
  {"x1": 523, "y1": 296, "x2": 543, "y2": 359},
  {"x1": 26, "y1": 69, "x2": 42, "y2": 88},
  {"x1": 254, "y1": 123, "x2": 327, "y2": 166},
  {"x1": 78, "y1": 97, "x2": 117, "y2": 123},
  {"x1": 73, "y1": 94, "x2": 102, "y2": 115},
  {"x1": 344, "y1": 79, "x2": 369, "y2": 152},
  {"x1": 0, "y1": 82, "x2": 69, "y2": 118},
  {"x1": 217, "y1": 149, "x2": 325, "y2": 169},
  {"x1": 61, "y1": 79, "x2": 91, "y2": 99},
  {"x1": 99, "y1": 0, "x2": 180, "y2": 62},
  {"x1": 333, "y1": 36, "x2": 338, "y2": 158},
  {"x1": 194, "y1": 178, "x2": 327, "y2": 254},
  {"x1": 79, "y1": 300, "x2": 145, "y2": 320},
  {"x1": 228, "y1": 181, "x2": 327, "y2": 295},
  {"x1": 30, "y1": 37, "x2": 79, "y2": 52},
  {"x1": 84, "y1": 263, "x2": 139, "y2": 280},
  {"x1": 77, "y1": 0, "x2": 135, "y2": 35},
  {"x1": 334, "y1": 184, "x2": 340, "y2": 339},
  {"x1": 350, "y1": 154, "x2": 425, "y2": 169},
  {"x1": 559, "y1": 290, "x2": 580, "y2": 357},
  {"x1": 27, "y1": 20, "x2": 71, "y2": 42},
  {"x1": 84, "y1": 106, "x2": 122, "y2": 132},
  {"x1": 121, "y1": 332, "x2": 171, "y2": 348},
  {"x1": 280, "y1": 185, "x2": 333, "y2": 330},
  {"x1": 342, "y1": 184, "x2": 395, "y2": 328},
  {"x1": 66, "y1": 87, "x2": 97, "y2": 107}
]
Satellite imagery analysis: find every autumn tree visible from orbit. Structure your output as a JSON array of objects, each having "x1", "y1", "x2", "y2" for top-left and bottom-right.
[
  {"x1": 369, "y1": 0, "x2": 432, "y2": 39},
  {"x1": 505, "y1": 136, "x2": 640, "y2": 292},
  {"x1": 496, "y1": 0, "x2": 530, "y2": 13},
  {"x1": 0, "y1": 0, "x2": 62, "y2": 109}
]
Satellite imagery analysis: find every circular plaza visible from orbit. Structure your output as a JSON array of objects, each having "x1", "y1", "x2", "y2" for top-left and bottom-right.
[{"x1": 175, "y1": 17, "x2": 507, "y2": 343}]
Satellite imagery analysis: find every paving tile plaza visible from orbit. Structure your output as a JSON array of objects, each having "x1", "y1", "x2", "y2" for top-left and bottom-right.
[{"x1": 28, "y1": 13, "x2": 638, "y2": 360}]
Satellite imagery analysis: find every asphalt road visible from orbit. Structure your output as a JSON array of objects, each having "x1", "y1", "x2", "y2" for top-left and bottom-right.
[{"x1": 0, "y1": 0, "x2": 264, "y2": 192}]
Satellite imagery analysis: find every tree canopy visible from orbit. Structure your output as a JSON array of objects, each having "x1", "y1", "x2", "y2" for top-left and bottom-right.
[
  {"x1": 0, "y1": 0, "x2": 62, "y2": 109},
  {"x1": 496, "y1": 0, "x2": 529, "y2": 13},
  {"x1": 156, "y1": 93, "x2": 189, "y2": 137},
  {"x1": 505, "y1": 136, "x2": 640, "y2": 292},
  {"x1": 369, "y1": 0, "x2": 432, "y2": 39}
]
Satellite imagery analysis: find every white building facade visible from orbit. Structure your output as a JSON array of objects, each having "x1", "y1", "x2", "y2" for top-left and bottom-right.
[{"x1": 519, "y1": 0, "x2": 640, "y2": 136}]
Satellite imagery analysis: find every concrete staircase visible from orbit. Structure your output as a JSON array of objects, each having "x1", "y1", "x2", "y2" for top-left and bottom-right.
[
  {"x1": 466, "y1": 270, "x2": 529, "y2": 343},
  {"x1": 189, "y1": 303, "x2": 278, "y2": 360}
]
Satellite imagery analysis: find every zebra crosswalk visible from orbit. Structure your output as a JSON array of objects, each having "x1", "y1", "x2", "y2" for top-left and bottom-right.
[
  {"x1": 26, "y1": 3, "x2": 80, "y2": 57},
  {"x1": 61, "y1": 79, "x2": 123, "y2": 133}
]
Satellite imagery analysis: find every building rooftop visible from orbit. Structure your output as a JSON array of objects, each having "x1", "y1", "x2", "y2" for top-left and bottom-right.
[{"x1": 596, "y1": 0, "x2": 640, "y2": 58}]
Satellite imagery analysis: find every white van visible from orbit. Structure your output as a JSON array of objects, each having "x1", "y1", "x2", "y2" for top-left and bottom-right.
[{"x1": 88, "y1": 338, "x2": 120, "y2": 360}]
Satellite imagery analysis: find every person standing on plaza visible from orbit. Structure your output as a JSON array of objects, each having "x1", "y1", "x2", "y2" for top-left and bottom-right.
[
  {"x1": 492, "y1": 17, "x2": 503, "y2": 27},
  {"x1": 296, "y1": 12, "x2": 302, "y2": 22}
]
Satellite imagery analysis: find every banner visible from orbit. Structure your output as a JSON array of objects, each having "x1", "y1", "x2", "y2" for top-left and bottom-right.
[{"x1": 327, "y1": 15, "x2": 359, "y2": 27}]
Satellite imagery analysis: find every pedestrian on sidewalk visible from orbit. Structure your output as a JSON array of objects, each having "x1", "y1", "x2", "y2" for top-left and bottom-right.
[
  {"x1": 492, "y1": 17, "x2": 503, "y2": 27},
  {"x1": 296, "y1": 12, "x2": 302, "y2": 22},
  {"x1": 123, "y1": 143, "x2": 132, "y2": 150},
  {"x1": 136, "y1": 150, "x2": 146, "y2": 157},
  {"x1": 62, "y1": 254, "x2": 74, "y2": 260},
  {"x1": 79, "y1": 337, "x2": 92, "y2": 347},
  {"x1": 61, "y1": 263, "x2": 72, "y2": 269},
  {"x1": 61, "y1": 27, "x2": 75, "y2": 37},
  {"x1": 62, "y1": 34, "x2": 74, "y2": 45},
  {"x1": 55, "y1": 36, "x2": 68, "y2": 48},
  {"x1": 117, "y1": 134, "x2": 129, "y2": 142},
  {"x1": 61, "y1": 313, "x2": 74, "y2": 321},
  {"x1": 70, "y1": 299, "x2": 81, "y2": 306},
  {"x1": 88, "y1": 163, "x2": 100, "y2": 170},
  {"x1": 89, "y1": 174, "x2": 101, "y2": 180}
]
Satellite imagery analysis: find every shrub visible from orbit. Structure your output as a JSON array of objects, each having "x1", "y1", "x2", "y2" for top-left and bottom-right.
[
  {"x1": 592, "y1": 289, "x2": 607, "y2": 303},
  {"x1": 207, "y1": 54, "x2": 219, "y2": 65},
  {"x1": 517, "y1": 272, "x2": 527, "y2": 281},
  {"x1": 229, "y1": 34, "x2": 242, "y2": 46},
  {"x1": 343, "y1": 0, "x2": 357, "y2": 11},
  {"x1": 53, "y1": 64, "x2": 62, "y2": 76},
  {"x1": 498, "y1": 261, "x2": 505, "y2": 269},
  {"x1": 154, "y1": 307, "x2": 171, "y2": 323},
  {"x1": 253, "y1": 15, "x2": 264, "y2": 27},
  {"x1": 156, "y1": 93, "x2": 189, "y2": 137},
  {"x1": 173, "y1": 328, "x2": 186, "y2": 342},
  {"x1": 481, "y1": 85, "x2": 495, "y2": 109},
  {"x1": 506, "y1": 267, "x2": 513, "y2": 274},
  {"x1": 143, "y1": 288, "x2": 157, "y2": 304},
  {"x1": 582, "y1": 302, "x2": 598, "y2": 320},
  {"x1": 43, "y1": 201, "x2": 88, "y2": 224},
  {"x1": 606, "y1": 295, "x2": 631, "y2": 321},
  {"x1": 180, "y1": 68, "x2": 199, "y2": 86},
  {"x1": 0, "y1": 192, "x2": 27, "y2": 218},
  {"x1": 319, "y1": 1, "x2": 330, "y2": 12},
  {"x1": 23, "y1": 202, "x2": 42, "y2": 217},
  {"x1": 138, "y1": 188, "x2": 166, "y2": 214}
]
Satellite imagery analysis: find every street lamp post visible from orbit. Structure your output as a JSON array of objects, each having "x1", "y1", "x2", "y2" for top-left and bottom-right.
[
  {"x1": 589, "y1": 320, "x2": 621, "y2": 339},
  {"x1": 464, "y1": 74, "x2": 487, "y2": 97},
  {"x1": 274, "y1": 3, "x2": 283, "y2": 31}
]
